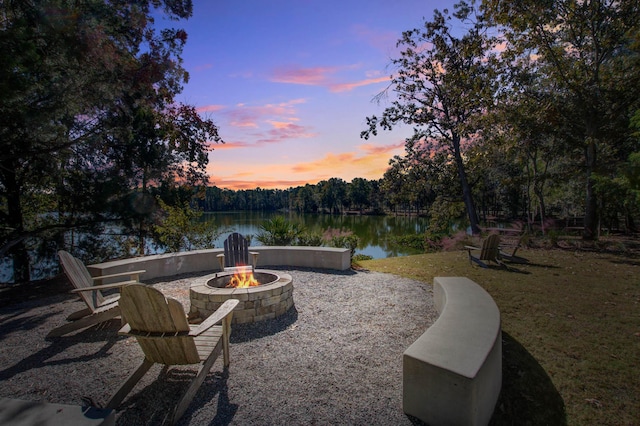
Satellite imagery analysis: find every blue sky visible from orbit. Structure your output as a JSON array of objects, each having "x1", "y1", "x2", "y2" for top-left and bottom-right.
[{"x1": 160, "y1": 0, "x2": 455, "y2": 189}]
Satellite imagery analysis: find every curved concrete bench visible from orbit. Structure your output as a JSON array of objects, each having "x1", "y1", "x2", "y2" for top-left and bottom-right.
[
  {"x1": 87, "y1": 246, "x2": 350, "y2": 281},
  {"x1": 403, "y1": 277, "x2": 502, "y2": 426}
]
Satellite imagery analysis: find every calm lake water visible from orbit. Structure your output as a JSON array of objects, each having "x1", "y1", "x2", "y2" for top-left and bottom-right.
[
  {"x1": 205, "y1": 211, "x2": 429, "y2": 259},
  {"x1": 0, "y1": 212, "x2": 429, "y2": 283}
]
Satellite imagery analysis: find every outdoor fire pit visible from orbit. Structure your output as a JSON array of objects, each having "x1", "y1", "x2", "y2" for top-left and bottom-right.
[{"x1": 189, "y1": 269, "x2": 293, "y2": 324}]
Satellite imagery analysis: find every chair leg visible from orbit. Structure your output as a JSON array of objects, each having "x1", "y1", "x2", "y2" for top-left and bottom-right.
[
  {"x1": 223, "y1": 316, "x2": 232, "y2": 367},
  {"x1": 105, "y1": 358, "x2": 154, "y2": 410},
  {"x1": 171, "y1": 340, "x2": 223, "y2": 424}
]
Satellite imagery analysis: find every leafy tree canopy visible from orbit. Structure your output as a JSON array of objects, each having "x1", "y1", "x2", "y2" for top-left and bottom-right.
[{"x1": 0, "y1": 0, "x2": 221, "y2": 281}]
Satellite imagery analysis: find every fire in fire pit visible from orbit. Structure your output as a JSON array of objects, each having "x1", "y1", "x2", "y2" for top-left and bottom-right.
[
  {"x1": 227, "y1": 270, "x2": 259, "y2": 288},
  {"x1": 208, "y1": 270, "x2": 280, "y2": 289}
]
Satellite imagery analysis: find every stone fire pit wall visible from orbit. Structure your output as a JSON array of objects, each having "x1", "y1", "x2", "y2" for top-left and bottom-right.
[{"x1": 189, "y1": 271, "x2": 293, "y2": 324}]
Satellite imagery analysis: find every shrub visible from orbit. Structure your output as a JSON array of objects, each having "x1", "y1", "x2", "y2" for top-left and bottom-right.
[
  {"x1": 323, "y1": 227, "x2": 360, "y2": 259},
  {"x1": 352, "y1": 253, "x2": 373, "y2": 263},
  {"x1": 153, "y1": 199, "x2": 226, "y2": 252},
  {"x1": 389, "y1": 234, "x2": 426, "y2": 251},
  {"x1": 256, "y1": 216, "x2": 304, "y2": 246},
  {"x1": 296, "y1": 232, "x2": 324, "y2": 246}
]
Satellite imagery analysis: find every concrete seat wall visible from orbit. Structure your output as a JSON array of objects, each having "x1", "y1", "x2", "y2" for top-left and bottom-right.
[
  {"x1": 87, "y1": 246, "x2": 350, "y2": 281},
  {"x1": 403, "y1": 276, "x2": 502, "y2": 426}
]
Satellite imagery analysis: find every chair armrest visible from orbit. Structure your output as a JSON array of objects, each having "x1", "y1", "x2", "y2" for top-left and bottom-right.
[
  {"x1": 92, "y1": 270, "x2": 146, "y2": 282},
  {"x1": 71, "y1": 280, "x2": 138, "y2": 293},
  {"x1": 249, "y1": 252, "x2": 259, "y2": 256},
  {"x1": 464, "y1": 245, "x2": 480, "y2": 251},
  {"x1": 190, "y1": 299, "x2": 239, "y2": 336}
]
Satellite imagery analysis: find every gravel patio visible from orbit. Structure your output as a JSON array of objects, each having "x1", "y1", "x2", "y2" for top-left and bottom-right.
[{"x1": 0, "y1": 267, "x2": 436, "y2": 425}]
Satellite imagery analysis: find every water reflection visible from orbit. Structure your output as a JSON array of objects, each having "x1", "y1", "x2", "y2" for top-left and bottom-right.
[
  {"x1": 203, "y1": 212, "x2": 429, "y2": 259},
  {"x1": 0, "y1": 212, "x2": 429, "y2": 282}
]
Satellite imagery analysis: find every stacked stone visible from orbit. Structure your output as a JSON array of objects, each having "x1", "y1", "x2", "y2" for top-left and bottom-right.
[{"x1": 190, "y1": 272, "x2": 294, "y2": 324}]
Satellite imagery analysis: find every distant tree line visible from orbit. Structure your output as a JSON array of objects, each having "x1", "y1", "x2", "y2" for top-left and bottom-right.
[{"x1": 199, "y1": 178, "x2": 388, "y2": 215}]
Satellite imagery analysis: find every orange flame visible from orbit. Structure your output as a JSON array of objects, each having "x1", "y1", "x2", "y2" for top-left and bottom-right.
[{"x1": 226, "y1": 269, "x2": 259, "y2": 288}]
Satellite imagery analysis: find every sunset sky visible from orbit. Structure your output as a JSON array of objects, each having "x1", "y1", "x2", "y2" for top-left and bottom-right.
[{"x1": 167, "y1": 0, "x2": 455, "y2": 190}]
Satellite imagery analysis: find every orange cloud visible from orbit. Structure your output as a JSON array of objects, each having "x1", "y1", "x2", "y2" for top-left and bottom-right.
[
  {"x1": 291, "y1": 152, "x2": 356, "y2": 174},
  {"x1": 206, "y1": 141, "x2": 405, "y2": 191},
  {"x1": 210, "y1": 141, "x2": 249, "y2": 150},
  {"x1": 290, "y1": 142, "x2": 405, "y2": 180},
  {"x1": 268, "y1": 120, "x2": 300, "y2": 129},
  {"x1": 209, "y1": 177, "x2": 315, "y2": 191}
]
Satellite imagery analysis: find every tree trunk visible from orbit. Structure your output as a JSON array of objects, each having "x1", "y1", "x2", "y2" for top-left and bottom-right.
[
  {"x1": 583, "y1": 139, "x2": 598, "y2": 240},
  {"x1": 453, "y1": 134, "x2": 481, "y2": 234},
  {"x1": 2, "y1": 162, "x2": 31, "y2": 282}
]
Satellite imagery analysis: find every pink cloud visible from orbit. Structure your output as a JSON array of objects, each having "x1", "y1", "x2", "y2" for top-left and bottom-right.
[
  {"x1": 351, "y1": 24, "x2": 400, "y2": 53},
  {"x1": 222, "y1": 99, "x2": 306, "y2": 129},
  {"x1": 194, "y1": 63, "x2": 213, "y2": 72},
  {"x1": 359, "y1": 141, "x2": 405, "y2": 154},
  {"x1": 329, "y1": 76, "x2": 390, "y2": 92},
  {"x1": 229, "y1": 113, "x2": 259, "y2": 128},
  {"x1": 270, "y1": 66, "x2": 339, "y2": 85},
  {"x1": 197, "y1": 104, "x2": 225, "y2": 113},
  {"x1": 252, "y1": 99, "x2": 306, "y2": 116},
  {"x1": 271, "y1": 64, "x2": 389, "y2": 93},
  {"x1": 256, "y1": 122, "x2": 317, "y2": 144}
]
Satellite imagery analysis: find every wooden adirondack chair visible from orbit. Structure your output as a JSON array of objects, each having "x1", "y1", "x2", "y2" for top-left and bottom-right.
[
  {"x1": 47, "y1": 251, "x2": 145, "y2": 338},
  {"x1": 216, "y1": 232, "x2": 259, "y2": 272},
  {"x1": 465, "y1": 234, "x2": 504, "y2": 268},
  {"x1": 105, "y1": 284, "x2": 238, "y2": 425}
]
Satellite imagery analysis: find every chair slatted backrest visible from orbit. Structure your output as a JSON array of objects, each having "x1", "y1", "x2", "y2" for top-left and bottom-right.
[
  {"x1": 223, "y1": 232, "x2": 249, "y2": 267},
  {"x1": 119, "y1": 284, "x2": 199, "y2": 365},
  {"x1": 58, "y1": 250, "x2": 106, "y2": 311},
  {"x1": 480, "y1": 234, "x2": 501, "y2": 261}
]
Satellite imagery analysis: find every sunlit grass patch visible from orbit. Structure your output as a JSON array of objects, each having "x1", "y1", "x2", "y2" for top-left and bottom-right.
[{"x1": 361, "y1": 247, "x2": 640, "y2": 425}]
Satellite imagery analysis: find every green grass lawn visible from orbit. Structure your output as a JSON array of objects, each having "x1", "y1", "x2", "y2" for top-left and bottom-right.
[{"x1": 360, "y1": 245, "x2": 640, "y2": 425}]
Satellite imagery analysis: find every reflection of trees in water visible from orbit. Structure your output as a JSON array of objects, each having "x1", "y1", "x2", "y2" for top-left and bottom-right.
[
  {"x1": 0, "y1": 213, "x2": 430, "y2": 282},
  {"x1": 203, "y1": 212, "x2": 430, "y2": 258}
]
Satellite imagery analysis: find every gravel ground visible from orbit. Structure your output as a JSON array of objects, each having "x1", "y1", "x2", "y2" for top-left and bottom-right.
[{"x1": 0, "y1": 268, "x2": 436, "y2": 425}]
